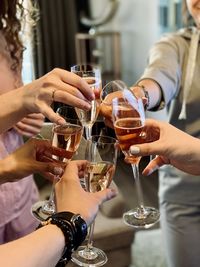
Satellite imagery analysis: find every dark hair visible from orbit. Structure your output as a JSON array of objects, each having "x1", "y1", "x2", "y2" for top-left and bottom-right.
[{"x1": 0, "y1": 0, "x2": 38, "y2": 72}]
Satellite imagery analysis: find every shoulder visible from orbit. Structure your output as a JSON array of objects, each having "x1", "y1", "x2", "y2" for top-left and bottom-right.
[
  {"x1": 159, "y1": 29, "x2": 190, "y2": 45},
  {"x1": 152, "y1": 28, "x2": 191, "y2": 55}
]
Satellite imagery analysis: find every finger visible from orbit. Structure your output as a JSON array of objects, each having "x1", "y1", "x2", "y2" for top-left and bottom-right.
[
  {"x1": 142, "y1": 156, "x2": 166, "y2": 176},
  {"x1": 39, "y1": 171, "x2": 55, "y2": 182},
  {"x1": 13, "y1": 126, "x2": 34, "y2": 138},
  {"x1": 19, "y1": 116, "x2": 44, "y2": 128},
  {"x1": 55, "y1": 69, "x2": 95, "y2": 101},
  {"x1": 55, "y1": 79, "x2": 91, "y2": 102},
  {"x1": 54, "y1": 90, "x2": 91, "y2": 111},
  {"x1": 62, "y1": 160, "x2": 88, "y2": 179},
  {"x1": 100, "y1": 103, "x2": 112, "y2": 117},
  {"x1": 32, "y1": 160, "x2": 64, "y2": 176},
  {"x1": 14, "y1": 122, "x2": 43, "y2": 136},
  {"x1": 25, "y1": 113, "x2": 45, "y2": 120},
  {"x1": 103, "y1": 118, "x2": 114, "y2": 129},
  {"x1": 39, "y1": 104, "x2": 66, "y2": 125}
]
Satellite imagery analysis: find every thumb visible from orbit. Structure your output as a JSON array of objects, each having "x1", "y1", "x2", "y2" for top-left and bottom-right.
[
  {"x1": 142, "y1": 156, "x2": 167, "y2": 176},
  {"x1": 32, "y1": 161, "x2": 64, "y2": 176},
  {"x1": 94, "y1": 188, "x2": 117, "y2": 204},
  {"x1": 130, "y1": 141, "x2": 160, "y2": 157}
]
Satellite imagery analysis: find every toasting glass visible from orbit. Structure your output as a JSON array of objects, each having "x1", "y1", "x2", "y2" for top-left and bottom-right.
[
  {"x1": 112, "y1": 88, "x2": 160, "y2": 228},
  {"x1": 71, "y1": 64, "x2": 102, "y2": 140},
  {"x1": 31, "y1": 107, "x2": 83, "y2": 221},
  {"x1": 71, "y1": 135, "x2": 118, "y2": 267}
]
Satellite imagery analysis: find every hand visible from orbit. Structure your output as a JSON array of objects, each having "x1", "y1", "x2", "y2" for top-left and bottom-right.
[
  {"x1": 14, "y1": 113, "x2": 45, "y2": 137},
  {"x1": 130, "y1": 119, "x2": 200, "y2": 176},
  {"x1": 55, "y1": 160, "x2": 117, "y2": 225},
  {"x1": 22, "y1": 68, "x2": 95, "y2": 125},
  {"x1": 100, "y1": 91, "x2": 123, "y2": 129},
  {"x1": 0, "y1": 138, "x2": 65, "y2": 184},
  {"x1": 129, "y1": 85, "x2": 148, "y2": 107}
]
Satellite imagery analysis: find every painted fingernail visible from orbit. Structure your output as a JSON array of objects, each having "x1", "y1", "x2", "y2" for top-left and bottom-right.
[
  {"x1": 130, "y1": 146, "x2": 140, "y2": 154},
  {"x1": 53, "y1": 167, "x2": 63, "y2": 176}
]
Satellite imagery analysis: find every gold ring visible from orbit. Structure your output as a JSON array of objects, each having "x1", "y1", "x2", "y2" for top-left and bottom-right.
[{"x1": 52, "y1": 89, "x2": 56, "y2": 100}]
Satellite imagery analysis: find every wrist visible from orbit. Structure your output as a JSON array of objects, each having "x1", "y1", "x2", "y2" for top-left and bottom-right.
[
  {"x1": 134, "y1": 84, "x2": 150, "y2": 109},
  {"x1": 0, "y1": 156, "x2": 16, "y2": 184},
  {"x1": 136, "y1": 80, "x2": 164, "y2": 110},
  {"x1": 37, "y1": 212, "x2": 88, "y2": 266}
]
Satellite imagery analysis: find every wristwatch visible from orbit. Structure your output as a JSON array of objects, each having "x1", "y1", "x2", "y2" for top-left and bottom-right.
[{"x1": 136, "y1": 84, "x2": 150, "y2": 109}]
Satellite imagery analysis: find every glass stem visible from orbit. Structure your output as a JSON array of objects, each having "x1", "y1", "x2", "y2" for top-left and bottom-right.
[
  {"x1": 86, "y1": 221, "x2": 95, "y2": 249},
  {"x1": 131, "y1": 163, "x2": 145, "y2": 213},
  {"x1": 85, "y1": 126, "x2": 92, "y2": 140},
  {"x1": 42, "y1": 176, "x2": 58, "y2": 214}
]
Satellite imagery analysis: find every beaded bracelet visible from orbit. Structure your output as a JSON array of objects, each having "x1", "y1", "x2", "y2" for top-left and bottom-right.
[{"x1": 37, "y1": 212, "x2": 88, "y2": 267}]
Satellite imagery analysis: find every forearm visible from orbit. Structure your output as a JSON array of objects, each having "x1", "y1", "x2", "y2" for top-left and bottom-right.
[
  {"x1": 0, "y1": 87, "x2": 28, "y2": 133},
  {"x1": 0, "y1": 224, "x2": 65, "y2": 267}
]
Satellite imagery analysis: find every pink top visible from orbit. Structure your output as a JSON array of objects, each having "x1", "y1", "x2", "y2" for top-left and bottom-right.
[
  {"x1": 0, "y1": 31, "x2": 39, "y2": 229},
  {"x1": 0, "y1": 130, "x2": 38, "y2": 227}
]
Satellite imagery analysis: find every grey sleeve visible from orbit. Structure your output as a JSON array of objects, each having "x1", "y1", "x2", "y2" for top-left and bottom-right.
[{"x1": 140, "y1": 34, "x2": 184, "y2": 107}]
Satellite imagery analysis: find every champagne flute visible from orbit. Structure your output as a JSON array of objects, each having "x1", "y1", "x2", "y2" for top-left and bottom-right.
[
  {"x1": 56, "y1": 105, "x2": 81, "y2": 125},
  {"x1": 101, "y1": 80, "x2": 129, "y2": 103},
  {"x1": 31, "y1": 112, "x2": 83, "y2": 221},
  {"x1": 71, "y1": 135, "x2": 118, "y2": 267},
  {"x1": 71, "y1": 64, "x2": 102, "y2": 140},
  {"x1": 112, "y1": 88, "x2": 160, "y2": 229}
]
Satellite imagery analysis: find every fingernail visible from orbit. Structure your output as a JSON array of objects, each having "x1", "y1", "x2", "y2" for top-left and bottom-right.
[
  {"x1": 145, "y1": 166, "x2": 158, "y2": 176},
  {"x1": 111, "y1": 188, "x2": 118, "y2": 194},
  {"x1": 57, "y1": 118, "x2": 66, "y2": 125},
  {"x1": 90, "y1": 93, "x2": 95, "y2": 100},
  {"x1": 53, "y1": 167, "x2": 63, "y2": 176},
  {"x1": 109, "y1": 188, "x2": 118, "y2": 198},
  {"x1": 130, "y1": 146, "x2": 140, "y2": 154},
  {"x1": 84, "y1": 102, "x2": 91, "y2": 110}
]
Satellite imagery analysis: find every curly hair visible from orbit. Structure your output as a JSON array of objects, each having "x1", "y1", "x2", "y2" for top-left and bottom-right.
[{"x1": 0, "y1": 0, "x2": 38, "y2": 72}]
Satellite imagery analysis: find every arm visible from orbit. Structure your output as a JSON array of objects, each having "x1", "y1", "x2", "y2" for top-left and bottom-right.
[
  {"x1": 0, "y1": 224, "x2": 65, "y2": 267},
  {"x1": 0, "y1": 160, "x2": 117, "y2": 267},
  {"x1": 131, "y1": 34, "x2": 182, "y2": 110},
  {"x1": 0, "y1": 68, "x2": 94, "y2": 133},
  {"x1": 130, "y1": 119, "x2": 200, "y2": 176},
  {"x1": 130, "y1": 79, "x2": 163, "y2": 110}
]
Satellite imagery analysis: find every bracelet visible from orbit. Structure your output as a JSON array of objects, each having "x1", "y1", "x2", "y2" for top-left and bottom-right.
[
  {"x1": 37, "y1": 212, "x2": 88, "y2": 266},
  {"x1": 135, "y1": 84, "x2": 150, "y2": 109}
]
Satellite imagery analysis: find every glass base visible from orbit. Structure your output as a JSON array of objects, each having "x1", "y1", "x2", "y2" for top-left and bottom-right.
[
  {"x1": 71, "y1": 245, "x2": 107, "y2": 267},
  {"x1": 31, "y1": 200, "x2": 55, "y2": 221},
  {"x1": 123, "y1": 206, "x2": 160, "y2": 229}
]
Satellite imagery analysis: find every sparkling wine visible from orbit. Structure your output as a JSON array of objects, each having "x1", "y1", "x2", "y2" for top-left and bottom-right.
[
  {"x1": 75, "y1": 100, "x2": 100, "y2": 128},
  {"x1": 85, "y1": 161, "x2": 115, "y2": 193},
  {"x1": 52, "y1": 124, "x2": 83, "y2": 162},
  {"x1": 75, "y1": 77, "x2": 101, "y2": 128},
  {"x1": 114, "y1": 118, "x2": 145, "y2": 164}
]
